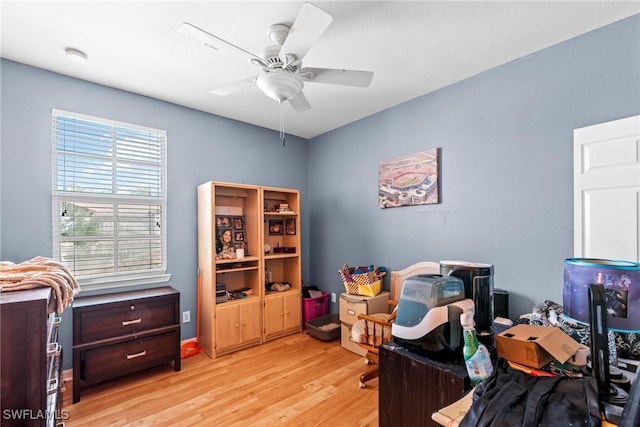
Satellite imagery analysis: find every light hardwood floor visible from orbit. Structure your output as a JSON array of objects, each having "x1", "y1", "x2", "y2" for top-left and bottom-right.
[{"x1": 63, "y1": 332, "x2": 379, "y2": 426}]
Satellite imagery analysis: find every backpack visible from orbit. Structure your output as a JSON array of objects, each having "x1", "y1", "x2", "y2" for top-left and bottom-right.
[{"x1": 459, "y1": 358, "x2": 601, "y2": 427}]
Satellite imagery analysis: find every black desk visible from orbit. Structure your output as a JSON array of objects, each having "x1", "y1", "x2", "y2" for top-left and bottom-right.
[{"x1": 379, "y1": 342, "x2": 470, "y2": 427}]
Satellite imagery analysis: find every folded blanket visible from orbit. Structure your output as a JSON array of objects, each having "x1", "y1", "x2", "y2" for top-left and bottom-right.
[
  {"x1": 0, "y1": 256, "x2": 80, "y2": 313},
  {"x1": 351, "y1": 313, "x2": 392, "y2": 346}
]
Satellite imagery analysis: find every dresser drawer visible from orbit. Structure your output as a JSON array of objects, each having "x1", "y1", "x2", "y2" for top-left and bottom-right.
[
  {"x1": 77, "y1": 299, "x2": 176, "y2": 343},
  {"x1": 82, "y1": 331, "x2": 179, "y2": 382},
  {"x1": 72, "y1": 286, "x2": 181, "y2": 403}
]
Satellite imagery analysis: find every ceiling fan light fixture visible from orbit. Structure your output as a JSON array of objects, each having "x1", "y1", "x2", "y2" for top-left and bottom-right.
[
  {"x1": 256, "y1": 70, "x2": 303, "y2": 103},
  {"x1": 65, "y1": 47, "x2": 87, "y2": 63}
]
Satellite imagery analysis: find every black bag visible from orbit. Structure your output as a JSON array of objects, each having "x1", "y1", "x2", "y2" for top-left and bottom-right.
[
  {"x1": 301, "y1": 285, "x2": 319, "y2": 299},
  {"x1": 459, "y1": 358, "x2": 601, "y2": 427}
]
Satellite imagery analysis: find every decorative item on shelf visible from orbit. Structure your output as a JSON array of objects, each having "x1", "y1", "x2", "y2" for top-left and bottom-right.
[
  {"x1": 229, "y1": 291, "x2": 248, "y2": 300},
  {"x1": 273, "y1": 247, "x2": 296, "y2": 254},
  {"x1": 269, "y1": 220, "x2": 283, "y2": 235},
  {"x1": 266, "y1": 281, "x2": 292, "y2": 292},
  {"x1": 277, "y1": 203, "x2": 294, "y2": 213},
  {"x1": 216, "y1": 215, "x2": 248, "y2": 260},
  {"x1": 235, "y1": 243, "x2": 245, "y2": 259},
  {"x1": 285, "y1": 218, "x2": 296, "y2": 235}
]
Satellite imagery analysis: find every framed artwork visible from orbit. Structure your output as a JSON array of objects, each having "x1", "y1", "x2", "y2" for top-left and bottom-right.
[
  {"x1": 233, "y1": 217, "x2": 244, "y2": 230},
  {"x1": 217, "y1": 227, "x2": 233, "y2": 253},
  {"x1": 216, "y1": 215, "x2": 247, "y2": 255},
  {"x1": 269, "y1": 220, "x2": 283, "y2": 235},
  {"x1": 216, "y1": 216, "x2": 231, "y2": 227},
  {"x1": 285, "y1": 218, "x2": 296, "y2": 235},
  {"x1": 378, "y1": 148, "x2": 440, "y2": 209}
]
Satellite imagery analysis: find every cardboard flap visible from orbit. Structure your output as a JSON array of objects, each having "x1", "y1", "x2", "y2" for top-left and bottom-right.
[{"x1": 535, "y1": 326, "x2": 580, "y2": 363}]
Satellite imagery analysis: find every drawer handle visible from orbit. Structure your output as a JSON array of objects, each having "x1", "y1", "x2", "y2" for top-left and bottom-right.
[
  {"x1": 122, "y1": 318, "x2": 142, "y2": 326},
  {"x1": 47, "y1": 342, "x2": 61, "y2": 356},
  {"x1": 47, "y1": 378, "x2": 58, "y2": 395},
  {"x1": 126, "y1": 350, "x2": 147, "y2": 360}
]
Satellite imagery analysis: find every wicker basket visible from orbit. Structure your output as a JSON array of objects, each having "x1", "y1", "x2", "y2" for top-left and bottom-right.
[{"x1": 338, "y1": 265, "x2": 386, "y2": 297}]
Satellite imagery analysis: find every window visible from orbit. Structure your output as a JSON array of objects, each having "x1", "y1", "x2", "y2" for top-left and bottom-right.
[{"x1": 52, "y1": 109, "x2": 169, "y2": 289}]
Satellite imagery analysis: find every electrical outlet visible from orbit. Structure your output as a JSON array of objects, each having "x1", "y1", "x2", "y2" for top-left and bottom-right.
[
  {"x1": 331, "y1": 293, "x2": 336, "y2": 303},
  {"x1": 182, "y1": 310, "x2": 190, "y2": 323}
]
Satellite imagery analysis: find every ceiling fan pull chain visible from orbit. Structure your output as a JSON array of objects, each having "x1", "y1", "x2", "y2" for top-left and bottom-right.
[{"x1": 280, "y1": 101, "x2": 286, "y2": 146}]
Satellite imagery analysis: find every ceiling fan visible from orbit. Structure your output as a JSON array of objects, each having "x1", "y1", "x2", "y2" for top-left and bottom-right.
[{"x1": 177, "y1": 2, "x2": 374, "y2": 114}]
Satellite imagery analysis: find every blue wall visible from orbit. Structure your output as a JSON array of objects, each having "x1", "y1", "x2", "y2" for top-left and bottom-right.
[
  {"x1": 309, "y1": 14, "x2": 640, "y2": 320},
  {"x1": 1, "y1": 15, "x2": 638, "y2": 370}
]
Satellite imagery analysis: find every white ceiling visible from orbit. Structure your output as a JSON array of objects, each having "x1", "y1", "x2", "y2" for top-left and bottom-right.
[{"x1": 2, "y1": 1, "x2": 639, "y2": 139}]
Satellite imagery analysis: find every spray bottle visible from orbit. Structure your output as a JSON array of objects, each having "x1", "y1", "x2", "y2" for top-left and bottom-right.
[{"x1": 461, "y1": 311, "x2": 494, "y2": 384}]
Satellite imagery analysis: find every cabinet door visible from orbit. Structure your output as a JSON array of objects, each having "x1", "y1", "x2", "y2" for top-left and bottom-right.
[
  {"x1": 264, "y1": 295, "x2": 284, "y2": 336},
  {"x1": 215, "y1": 304, "x2": 241, "y2": 351},
  {"x1": 240, "y1": 299, "x2": 262, "y2": 342},
  {"x1": 283, "y1": 292, "x2": 302, "y2": 331}
]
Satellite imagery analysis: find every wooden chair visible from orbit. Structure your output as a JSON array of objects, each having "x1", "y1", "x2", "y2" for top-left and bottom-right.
[
  {"x1": 352, "y1": 261, "x2": 442, "y2": 388},
  {"x1": 352, "y1": 300, "x2": 397, "y2": 388}
]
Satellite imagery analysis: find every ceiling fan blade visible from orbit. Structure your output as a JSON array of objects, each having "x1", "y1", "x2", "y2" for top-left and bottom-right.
[
  {"x1": 288, "y1": 91, "x2": 311, "y2": 112},
  {"x1": 300, "y1": 67, "x2": 374, "y2": 87},
  {"x1": 280, "y1": 3, "x2": 332, "y2": 61},
  {"x1": 209, "y1": 76, "x2": 259, "y2": 96},
  {"x1": 177, "y1": 22, "x2": 262, "y2": 63}
]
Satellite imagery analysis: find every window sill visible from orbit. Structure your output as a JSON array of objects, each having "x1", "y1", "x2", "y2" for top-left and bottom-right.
[{"x1": 77, "y1": 273, "x2": 172, "y2": 293}]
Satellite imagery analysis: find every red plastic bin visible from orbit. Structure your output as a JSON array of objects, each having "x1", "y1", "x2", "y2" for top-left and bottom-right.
[{"x1": 303, "y1": 291, "x2": 330, "y2": 328}]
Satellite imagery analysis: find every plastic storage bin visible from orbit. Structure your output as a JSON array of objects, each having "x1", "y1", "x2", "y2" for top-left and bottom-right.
[
  {"x1": 303, "y1": 291, "x2": 330, "y2": 327},
  {"x1": 306, "y1": 313, "x2": 341, "y2": 341}
]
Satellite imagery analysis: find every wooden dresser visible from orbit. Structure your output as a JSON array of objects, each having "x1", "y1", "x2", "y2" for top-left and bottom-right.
[
  {"x1": 0, "y1": 287, "x2": 64, "y2": 427},
  {"x1": 72, "y1": 286, "x2": 181, "y2": 403},
  {"x1": 379, "y1": 341, "x2": 470, "y2": 427}
]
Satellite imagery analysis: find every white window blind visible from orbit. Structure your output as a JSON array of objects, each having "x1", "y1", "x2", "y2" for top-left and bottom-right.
[{"x1": 52, "y1": 109, "x2": 169, "y2": 288}]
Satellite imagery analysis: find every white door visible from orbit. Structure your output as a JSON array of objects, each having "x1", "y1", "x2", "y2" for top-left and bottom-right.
[{"x1": 574, "y1": 115, "x2": 640, "y2": 262}]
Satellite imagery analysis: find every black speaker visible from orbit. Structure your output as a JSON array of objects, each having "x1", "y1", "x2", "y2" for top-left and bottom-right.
[
  {"x1": 494, "y1": 288, "x2": 509, "y2": 319},
  {"x1": 589, "y1": 283, "x2": 611, "y2": 398}
]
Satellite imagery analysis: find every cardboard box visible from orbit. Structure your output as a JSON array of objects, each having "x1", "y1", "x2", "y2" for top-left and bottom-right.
[
  {"x1": 340, "y1": 323, "x2": 367, "y2": 356},
  {"x1": 339, "y1": 291, "x2": 390, "y2": 326},
  {"x1": 495, "y1": 324, "x2": 580, "y2": 368}
]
